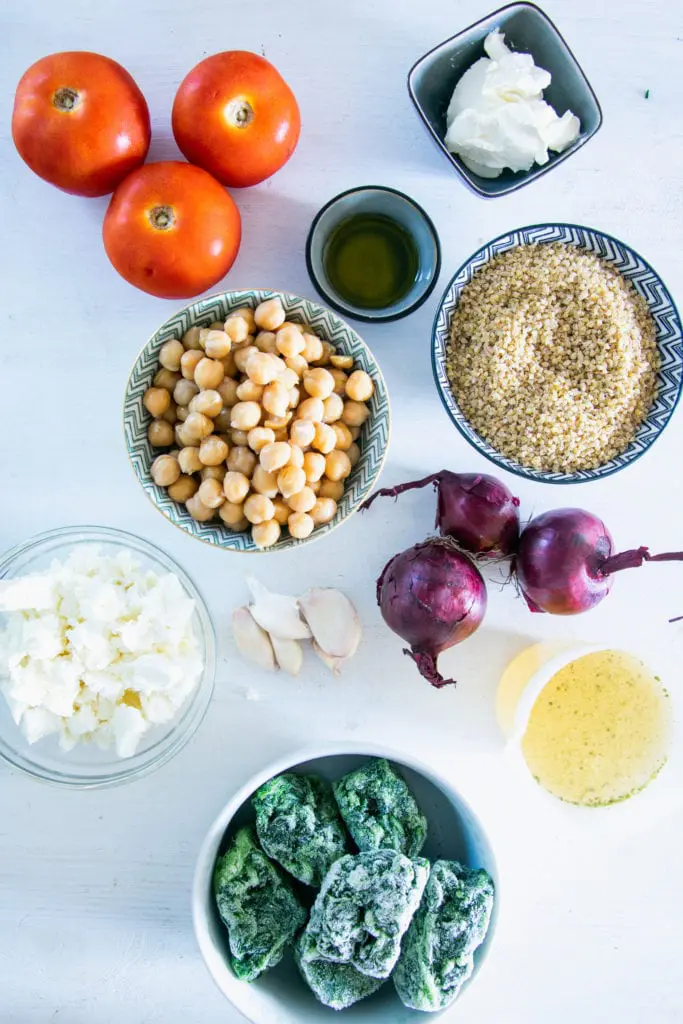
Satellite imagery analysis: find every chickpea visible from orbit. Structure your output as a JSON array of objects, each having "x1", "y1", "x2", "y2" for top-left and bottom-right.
[
  {"x1": 182, "y1": 326, "x2": 203, "y2": 350},
  {"x1": 302, "y1": 333, "x2": 324, "y2": 363},
  {"x1": 264, "y1": 412, "x2": 292, "y2": 431},
  {"x1": 251, "y1": 465, "x2": 279, "y2": 498},
  {"x1": 244, "y1": 493, "x2": 275, "y2": 525},
  {"x1": 211, "y1": 409, "x2": 230, "y2": 434},
  {"x1": 289, "y1": 445, "x2": 304, "y2": 469},
  {"x1": 181, "y1": 349, "x2": 204, "y2": 380},
  {"x1": 254, "y1": 297, "x2": 286, "y2": 332},
  {"x1": 227, "y1": 445, "x2": 257, "y2": 477},
  {"x1": 217, "y1": 378, "x2": 239, "y2": 408},
  {"x1": 201, "y1": 465, "x2": 226, "y2": 482},
  {"x1": 329, "y1": 368, "x2": 348, "y2": 395},
  {"x1": 209, "y1": 320, "x2": 225, "y2": 331},
  {"x1": 272, "y1": 498, "x2": 291, "y2": 526},
  {"x1": 252, "y1": 519, "x2": 281, "y2": 549},
  {"x1": 319, "y1": 477, "x2": 344, "y2": 501},
  {"x1": 279, "y1": 367, "x2": 299, "y2": 390},
  {"x1": 143, "y1": 387, "x2": 171, "y2": 418},
  {"x1": 246, "y1": 351, "x2": 281, "y2": 386},
  {"x1": 287, "y1": 487, "x2": 317, "y2": 513},
  {"x1": 231, "y1": 429, "x2": 249, "y2": 446},
  {"x1": 262, "y1": 381, "x2": 290, "y2": 418},
  {"x1": 198, "y1": 477, "x2": 226, "y2": 509},
  {"x1": 310, "y1": 479, "x2": 321, "y2": 495},
  {"x1": 228, "y1": 306, "x2": 256, "y2": 333},
  {"x1": 148, "y1": 420, "x2": 174, "y2": 447},
  {"x1": 288, "y1": 386, "x2": 300, "y2": 409},
  {"x1": 349, "y1": 425, "x2": 361, "y2": 440},
  {"x1": 297, "y1": 397, "x2": 325, "y2": 422},
  {"x1": 348, "y1": 441, "x2": 361, "y2": 466},
  {"x1": 176, "y1": 406, "x2": 189, "y2": 422},
  {"x1": 322, "y1": 392, "x2": 344, "y2": 423},
  {"x1": 199, "y1": 435, "x2": 229, "y2": 466},
  {"x1": 276, "y1": 325, "x2": 305, "y2": 358},
  {"x1": 154, "y1": 367, "x2": 181, "y2": 391},
  {"x1": 277, "y1": 465, "x2": 306, "y2": 498},
  {"x1": 325, "y1": 450, "x2": 352, "y2": 482},
  {"x1": 233, "y1": 345, "x2": 259, "y2": 373},
  {"x1": 202, "y1": 330, "x2": 231, "y2": 359},
  {"x1": 288, "y1": 511, "x2": 315, "y2": 540},
  {"x1": 316, "y1": 342, "x2": 336, "y2": 366},
  {"x1": 151, "y1": 454, "x2": 180, "y2": 487},
  {"x1": 221, "y1": 350, "x2": 238, "y2": 378},
  {"x1": 303, "y1": 367, "x2": 335, "y2": 400},
  {"x1": 174, "y1": 424, "x2": 192, "y2": 448},
  {"x1": 236, "y1": 380, "x2": 264, "y2": 403},
  {"x1": 178, "y1": 447, "x2": 203, "y2": 474},
  {"x1": 248, "y1": 426, "x2": 276, "y2": 453},
  {"x1": 303, "y1": 450, "x2": 326, "y2": 483},
  {"x1": 270, "y1": 426, "x2": 290, "y2": 441},
  {"x1": 168, "y1": 474, "x2": 199, "y2": 503},
  {"x1": 197, "y1": 328, "x2": 210, "y2": 350},
  {"x1": 159, "y1": 339, "x2": 184, "y2": 371},
  {"x1": 312, "y1": 422, "x2": 337, "y2": 455},
  {"x1": 162, "y1": 401, "x2": 178, "y2": 425},
  {"x1": 229, "y1": 517, "x2": 250, "y2": 533},
  {"x1": 345, "y1": 370, "x2": 375, "y2": 402},
  {"x1": 255, "y1": 330, "x2": 278, "y2": 354},
  {"x1": 194, "y1": 357, "x2": 224, "y2": 391},
  {"x1": 332, "y1": 421, "x2": 353, "y2": 450},
  {"x1": 231, "y1": 401, "x2": 261, "y2": 431},
  {"x1": 224, "y1": 316, "x2": 250, "y2": 345},
  {"x1": 341, "y1": 400, "x2": 370, "y2": 427},
  {"x1": 223, "y1": 471, "x2": 250, "y2": 504},
  {"x1": 189, "y1": 389, "x2": 223, "y2": 418},
  {"x1": 290, "y1": 418, "x2": 316, "y2": 448},
  {"x1": 174, "y1": 378, "x2": 199, "y2": 407},
  {"x1": 280, "y1": 321, "x2": 303, "y2": 333},
  {"x1": 186, "y1": 494, "x2": 216, "y2": 522},
  {"x1": 218, "y1": 500, "x2": 246, "y2": 526},
  {"x1": 330, "y1": 353, "x2": 353, "y2": 370},
  {"x1": 311, "y1": 497, "x2": 337, "y2": 525},
  {"x1": 259, "y1": 441, "x2": 291, "y2": 474},
  {"x1": 184, "y1": 412, "x2": 214, "y2": 441},
  {"x1": 285, "y1": 354, "x2": 308, "y2": 378}
]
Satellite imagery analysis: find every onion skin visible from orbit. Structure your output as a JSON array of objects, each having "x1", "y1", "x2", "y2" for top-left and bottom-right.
[
  {"x1": 376, "y1": 540, "x2": 487, "y2": 688},
  {"x1": 362, "y1": 471, "x2": 520, "y2": 556}
]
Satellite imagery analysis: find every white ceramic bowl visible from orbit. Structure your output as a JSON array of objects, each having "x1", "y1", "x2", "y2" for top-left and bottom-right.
[{"x1": 193, "y1": 742, "x2": 498, "y2": 1023}]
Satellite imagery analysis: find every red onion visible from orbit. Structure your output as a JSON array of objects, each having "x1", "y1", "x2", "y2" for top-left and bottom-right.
[
  {"x1": 362, "y1": 471, "x2": 520, "y2": 556},
  {"x1": 515, "y1": 507, "x2": 683, "y2": 615},
  {"x1": 376, "y1": 539, "x2": 487, "y2": 688}
]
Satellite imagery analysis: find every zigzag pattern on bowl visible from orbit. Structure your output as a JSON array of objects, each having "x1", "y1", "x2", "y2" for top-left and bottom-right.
[
  {"x1": 433, "y1": 224, "x2": 683, "y2": 484},
  {"x1": 125, "y1": 291, "x2": 390, "y2": 552}
]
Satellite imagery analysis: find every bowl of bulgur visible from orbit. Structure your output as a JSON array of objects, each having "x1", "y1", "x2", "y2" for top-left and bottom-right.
[{"x1": 432, "y1": 224, "x2": 683, "y2": 483}]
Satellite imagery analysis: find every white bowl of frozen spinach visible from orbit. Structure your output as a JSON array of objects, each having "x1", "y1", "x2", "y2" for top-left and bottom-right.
[{"x1": 193, "y1": 743, "x2": 498, "y2": 1022}]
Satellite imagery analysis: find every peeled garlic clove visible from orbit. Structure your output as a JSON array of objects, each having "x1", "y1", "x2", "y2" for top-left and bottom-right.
[
  {"x1": 298, "y1": 588, "x2": 361, "y2": 660},
  {"x1": 271, "y1": 636, "x2": 303, "y2": 676},
  {"x1": 232, "y1": 607, "x2": 276, "y2": 671},
  {"x1": 246, "y1": 576, "x2": 311, "y2": 640},
  {"x1": 313, "y1": 640, "x2": 344, "y2": 676}
]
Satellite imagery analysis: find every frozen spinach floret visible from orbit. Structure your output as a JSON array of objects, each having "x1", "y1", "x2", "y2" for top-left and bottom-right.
[
  {"x1": 299, "y1": 849, "x2": 429, "y2": 980},
  {"x1": 295, "y1": 944, "x2": 386, "y2": 1010},
  {"x1": 253, "y1": 773, "x2": 348, "y2": 886},
  {"x1": 213, "y1": 826, "x2": 307, "y2": 982},
  {"x1": 393, "y1": 859, "x2": 494, "y2": 1012},
  {"x1": 333, "y1": 758, "x2": 428, "y2": 857}
]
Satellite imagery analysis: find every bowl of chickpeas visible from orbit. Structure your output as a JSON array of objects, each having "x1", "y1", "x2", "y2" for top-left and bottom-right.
[{"x1": 124, "y1": 290, "x2": 390, "y2": 551}]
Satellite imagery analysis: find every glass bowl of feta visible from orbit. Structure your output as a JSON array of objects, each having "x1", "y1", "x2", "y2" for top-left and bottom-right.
[{"x1": 0, "y1": 525, "x2": 215, "y2": 787}]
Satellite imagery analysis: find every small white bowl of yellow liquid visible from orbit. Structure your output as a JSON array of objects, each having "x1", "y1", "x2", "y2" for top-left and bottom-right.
[{"x1": 497, "y1": 642, "x2": 676, "y2": 823}]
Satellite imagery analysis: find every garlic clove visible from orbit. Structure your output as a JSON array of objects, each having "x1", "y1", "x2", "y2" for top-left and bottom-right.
[
  {"x1": 298, "y1": 588, "x2": 361, "y2": 660},
  {"x1": 313, "y1": 640, "x2": 345, "y2": 676},
  {"x1": 246, "y1": 576, "x2": 311, "y2": 640},
  {"x1": 271, "y1": 636, "x2": 303, "y2": 676},
  {"x1": 232, "y1": 606, "x2": 276, "y2": 671}
]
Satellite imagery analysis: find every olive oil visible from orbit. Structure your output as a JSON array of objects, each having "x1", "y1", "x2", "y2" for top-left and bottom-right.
[
  {"x1": 521, "y1": 650, "x2": 670, "y2": 807},
  {"x1": 323, "y1": 213, "x2": 419, "y2": 310}
]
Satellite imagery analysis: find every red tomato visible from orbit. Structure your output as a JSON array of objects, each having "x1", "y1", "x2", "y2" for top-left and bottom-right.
[
  {"x1": 102, "y1": 162, "x2": 241, "y2": 299},
  {"x1": 12, "y1": 51, "x2": 150, "y2": 198},
  {"x1": 172, "y1": 51, "x2": 300, "y2": 188}
]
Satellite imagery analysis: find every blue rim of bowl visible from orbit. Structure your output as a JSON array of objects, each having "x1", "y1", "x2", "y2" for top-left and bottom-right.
[
  {"x1": 406, "y1": 1, "x2": 604, "y2": 198},
  {"x1": 432, "y1": 223, "x2": 683, "y2": 484},
  {"x1": 305, "y1": 185, "x2": 442, "y2": 323}
]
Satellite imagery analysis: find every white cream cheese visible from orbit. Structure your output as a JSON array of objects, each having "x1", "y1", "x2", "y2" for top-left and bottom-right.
[
  {"x1": 0, "y1": 546, "x2": 204, "y2": 758},
  {"x1": 444, "y1": 29, "x2": 580, "y2": 178}
]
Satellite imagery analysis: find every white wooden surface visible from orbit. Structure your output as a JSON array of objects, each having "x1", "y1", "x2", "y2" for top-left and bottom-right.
[{"x1": 1, "y1": 0, "x2": 682, "y2": 1020}]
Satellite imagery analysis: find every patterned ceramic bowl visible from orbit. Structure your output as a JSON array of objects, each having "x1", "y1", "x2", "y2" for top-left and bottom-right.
[
  {"x1": 433, "y1": 224, "x2": 683, "y2": 484},
  {"x1": 125, "y1": 290, "x2": 390, "y2": 551}
]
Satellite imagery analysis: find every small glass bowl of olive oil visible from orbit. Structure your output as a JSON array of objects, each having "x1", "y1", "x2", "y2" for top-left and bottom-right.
[{"x1": 306, "y1": 186, "x2": 441, "y2": 322}]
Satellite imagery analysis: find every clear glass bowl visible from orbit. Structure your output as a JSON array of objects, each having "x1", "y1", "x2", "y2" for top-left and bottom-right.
[{"x1": 0, "y1": 525, "x2": 216, "y2": 788}]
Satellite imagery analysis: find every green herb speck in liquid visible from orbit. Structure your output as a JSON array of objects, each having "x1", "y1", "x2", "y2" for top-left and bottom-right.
[{"x1": 323, "y1": 213, "x2": 419, "y2": 310}]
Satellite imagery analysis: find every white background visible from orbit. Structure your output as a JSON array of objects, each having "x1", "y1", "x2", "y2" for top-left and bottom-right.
[{"x1": 1, "y1": 0, "x2": 682, "y2": 1021}]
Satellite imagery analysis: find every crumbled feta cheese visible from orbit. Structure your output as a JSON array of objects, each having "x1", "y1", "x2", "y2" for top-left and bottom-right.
[{"x1": 0, "y1": 546, "x2": 204, "y2": 758}]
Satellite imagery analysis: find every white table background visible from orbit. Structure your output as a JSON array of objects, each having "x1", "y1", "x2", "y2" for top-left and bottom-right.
[{"x1": 1, "y1": 0, "x2": 682, "y2": 1020}]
